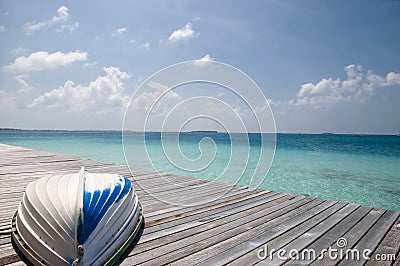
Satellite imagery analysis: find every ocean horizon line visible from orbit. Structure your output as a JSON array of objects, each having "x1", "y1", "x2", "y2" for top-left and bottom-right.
[{"x1": 0, "y1": 127, "x2": 398, "y2": 136}]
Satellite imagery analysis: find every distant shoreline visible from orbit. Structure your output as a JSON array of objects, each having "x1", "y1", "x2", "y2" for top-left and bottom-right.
[
  {"x1": 0, "y1": 128, "x2": 398, "y2": 136},
  {"x1": 189, "y1": 130, "x2": 218, "y2": 133}
]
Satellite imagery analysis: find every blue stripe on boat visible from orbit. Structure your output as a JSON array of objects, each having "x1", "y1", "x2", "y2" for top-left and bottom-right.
[
  {"x1": 77, "y1": 207, "x2": 84, "y2": 244},
  {"x1": 79, "y1": 176, "x2": 132, "y2": 244},
  {"x1": 117, "y1": 177, "x2": 131, "y2": 203}
]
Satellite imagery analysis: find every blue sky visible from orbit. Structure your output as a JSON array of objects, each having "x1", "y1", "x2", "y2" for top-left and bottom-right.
[{"x1": 0, "y1": 0, "x2": 399, "y2": 133}]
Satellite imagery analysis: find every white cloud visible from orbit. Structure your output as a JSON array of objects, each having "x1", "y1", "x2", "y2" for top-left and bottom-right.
[
  {"x1": 15, "y1": 74, "x2": 32, "y2": 93},
  {"x1": 128, "y1": 81, "x2": 180, "y2": 112},
  {"x1": 138, "y1": 42, "x2": 150, "y2": 49},
  {"x1": 0, "y1": 75, "x2": 35, "y2": 112},
  {"x1": 196, "y1": 54, "x2": 214, "y2": 62},
  {"x1": 29, "y1": 67, "x2": 130, "y2": 112},
  {"x1": 193, "y1": 54, "x2": 215, "y2": 67},
  {"x1": 292, "y1": 64, "x2": 400, "y2": 108},
  {"x1": 113, "y1": 28, "x2": 150, "y2": 50},
  {"x1": 168, "y1": 22, "x2": 199, "y2": 43},
  {"x1": 114, "y1": 27, "x2": 127, "y2": 35},
  {"x1": 113, "y1": 27, "x2": 128, "y2": 37},
  {"x1": 266, "y1": 98, "x2": 280, "y2": 106},
  {"x1": 3, "y1": 51, "x2": 88, "y2": 72},
  {"x1": 384, "y1": 72, "x2": 400, "y2": 85},
  {"x1": 58, "y1": 22, "x2": 79, "y2": 33},
  {"x1": 295, "y1": 78, "x2": 342, "y2": 107},
  {"x1": 83, "y1": 61, "x2": 98, "y2": 67},
  {"x1": 52, "y1": 6, "x2": 70, "y2": 23},
  {"x1": 12, "y1": 48, "x2": 28, "y2": 56},
  {"x1": 24, "y1": 6, "x2": 78, "y2": 35},
  {"x1": 0, "y1": 26, "x2": 5, "y2": 32},
  {"x1": 298, "y1": 78, "x2": 341, "y2": 98},
  {"x1": 148, "y1": 81, "x2": 180, "y2": 99}
]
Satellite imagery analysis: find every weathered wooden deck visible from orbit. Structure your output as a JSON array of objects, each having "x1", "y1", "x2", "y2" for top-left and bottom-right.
[{"x1": 0, "y1": 143, "x2": 399, "y2": 265}]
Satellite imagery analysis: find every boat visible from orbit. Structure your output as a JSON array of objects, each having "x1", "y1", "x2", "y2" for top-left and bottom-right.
[{"x1": 11, "y1": 167, "x2": 143, "y2": 265}]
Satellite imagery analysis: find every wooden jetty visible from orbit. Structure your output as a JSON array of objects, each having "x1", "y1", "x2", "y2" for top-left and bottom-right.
[{"x1": 0, "y1": 143, "x2": 399, "y2": 265}]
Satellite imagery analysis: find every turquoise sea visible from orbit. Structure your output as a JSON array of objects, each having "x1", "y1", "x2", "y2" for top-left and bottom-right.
[{"x1": 1, "y1": 129, "x2": 399, "y2": 210}]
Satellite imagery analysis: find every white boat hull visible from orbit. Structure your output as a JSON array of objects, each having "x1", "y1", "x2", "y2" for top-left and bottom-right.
[{"x1": 11, "y1": 167, "x2": 143, "y2": 265}]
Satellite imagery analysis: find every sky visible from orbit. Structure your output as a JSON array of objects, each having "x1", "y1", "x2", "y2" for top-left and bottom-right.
[{"x1": 0, "y1": 0, "x2": 399, "y2": 134}]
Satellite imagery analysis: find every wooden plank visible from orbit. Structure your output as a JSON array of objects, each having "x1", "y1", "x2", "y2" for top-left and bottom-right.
[
  {"x1": 145, "y1": 191, "x2": 268, "y2": 228},
  {"x1": 0, "y1": 248, "x2": 19, "y2": 266},
  {"x1": 283, "y1": 205, "x2": 372, "y2": 265},
  {"x1": 133, "y1": 176, "x2": 206, "y2": 192},
  {"x1": 139, "y1": 188, "x2": 257, "y2": 217},
  {"x1": 140, "y1": 187, "x2": 250, "y2": 215},
  {"x1": 132, "y1": 194, "x2": 295, "y2": 259},
  {"x1": 195, "y1": 200, "x2": 335, "y2": 266},
  {"x1": 394, "y1": 253, "x2": 400, "y2": 265},
  {"x1": 143, "y1": 192, "x2": 282, "y2": 235},
  {"x1": 310, "y1": 208, "x2": 386, "y2": 266},
  {"x1": 143, "y1": 188, "x2": 262, "y2": 222},
  {"x1": 256, "y1": 203, "x2": 360, "y2": 266},
  {"x1": 178, "y1": 202, "x2": 345, "y2": 266},
  {"x1": 139, "y1": 193, "x2": 288, "y2": 244},
  {"x1": 365, "y1": 216, "x2": 400, "y2": 266},
  {"x1": 337, "y1": 210, "x2": 399, "y2": 266},
  {"x1": 3, "y1": 261, "x2": 26, "y2": 266},
  {"x1": 142, "y1": 180, "x2": 242, "y2": 200},
  {"x1": 124, "y1": 197, "x2": 321, "y2": 265},
  {"x1": 230, "y1": 202, "x2": 349, "y2": 266},
  {"x1": 0, "y1": 237, "x2": 11, "y2": 246},
  {"x1": 143, "y1": 186, "x2": 248, "y2": 210},
  {"x1": 0, "y1": 253, "x2": 18, "y2": 265},
  {"x1": 137, "y1": 180, "x2": 238, "y2": 205}
]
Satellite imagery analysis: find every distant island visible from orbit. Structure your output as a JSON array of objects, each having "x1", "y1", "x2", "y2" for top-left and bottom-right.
[
  {"x1": 190, "y1": 130, "x2": 218, "y2": 133},
  {"x1": 0, "y1": 128, "x2": 24, "y2": 131}
]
